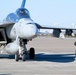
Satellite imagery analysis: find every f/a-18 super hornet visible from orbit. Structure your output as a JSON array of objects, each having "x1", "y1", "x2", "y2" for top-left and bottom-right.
[{"x1": 0, "y1": 0, "x2": 76, "y2": 61}]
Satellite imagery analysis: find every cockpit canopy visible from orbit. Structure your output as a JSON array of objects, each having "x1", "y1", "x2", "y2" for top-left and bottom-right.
[
  {"x1": 5, "y1": 8, "x2": 30, "y2": 22},
  {"x1": 16, "y1": 8, "x2": 30, "y2": 18}
]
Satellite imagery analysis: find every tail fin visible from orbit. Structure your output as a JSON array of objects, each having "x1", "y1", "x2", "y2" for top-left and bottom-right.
[{"x1": 21, "y1": 0, "x2": 26, "y2": 8}]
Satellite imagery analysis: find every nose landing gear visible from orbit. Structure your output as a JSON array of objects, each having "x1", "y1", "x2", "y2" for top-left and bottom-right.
[{"x1": 15, "y1": 38, "x2": 35, "y2": 61}]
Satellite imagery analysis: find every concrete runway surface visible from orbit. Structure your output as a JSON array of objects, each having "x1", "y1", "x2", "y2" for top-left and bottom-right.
[{"x1": 0, "y1": 37, "x2": 76, "y2": 75}]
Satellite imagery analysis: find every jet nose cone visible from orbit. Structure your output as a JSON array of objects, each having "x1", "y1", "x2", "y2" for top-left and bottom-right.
[
  {"x1": 29, "y1": 24, "x2": 38, "y2": 37},
  {"x1": 22, "y1": 24, "x2": 38, "y2": 39},
  {"x1": 30, "y1": 25, "x2": 38, "y2": 35}
]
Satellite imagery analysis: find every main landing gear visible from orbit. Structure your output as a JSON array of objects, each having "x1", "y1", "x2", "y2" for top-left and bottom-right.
[
  {"x1": 29, "y1": 48, "x2": 35, "y2": 59},
  {"x1": 15, "y1": 38, "x2": 35, "y2": 61}
]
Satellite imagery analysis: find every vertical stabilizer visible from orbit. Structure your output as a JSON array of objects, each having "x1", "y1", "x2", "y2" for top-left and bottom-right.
[{"x1": 21, "y1": 0, "x2": 26, "y2": 8}]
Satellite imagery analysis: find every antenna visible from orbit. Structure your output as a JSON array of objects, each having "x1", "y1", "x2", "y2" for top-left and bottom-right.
[{"x1": 21, "y1": 0, "x2": 26, "y2": 8}]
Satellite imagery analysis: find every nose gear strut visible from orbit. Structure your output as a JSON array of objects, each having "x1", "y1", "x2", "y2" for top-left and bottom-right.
[
  {"x1": 15, "y1": 38, "x2": 27, "y2": 61},
  {"x1": 15, "y1": 37, "x2": 35, "y2": 61}
]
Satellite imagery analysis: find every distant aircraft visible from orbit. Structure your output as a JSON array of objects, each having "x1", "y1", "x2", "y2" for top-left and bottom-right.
[{"x1": 0, "y1": 0, "x2": 76, "y2": 61}]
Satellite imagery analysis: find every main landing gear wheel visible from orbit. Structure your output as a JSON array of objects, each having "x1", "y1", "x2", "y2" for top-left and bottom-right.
[
  {"x1": 74, "y1": 42, "x2": 76, "y2": 46},
  {"x1": 15, "y1": 54, "x2": 19, "y2": 61},
  {"x1": 22, "y1": 54, "x2": 26, "y2": 61},
  {"x1": 29, "y1": 48, "x2": 35, "y2": 59}
]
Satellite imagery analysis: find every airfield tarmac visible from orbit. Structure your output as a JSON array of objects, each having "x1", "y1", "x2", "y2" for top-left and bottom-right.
[{"x1": 0, "y1": 37, "x2": 76, "y2": 75}]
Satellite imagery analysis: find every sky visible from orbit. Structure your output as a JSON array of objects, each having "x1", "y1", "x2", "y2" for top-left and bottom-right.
[{"x1": 0, "y1": 0, "x2": 76, "y2": 27}]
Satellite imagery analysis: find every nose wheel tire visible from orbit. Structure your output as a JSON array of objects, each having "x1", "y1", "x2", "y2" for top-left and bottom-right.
[
  {"x1": 15, "y1": 54, "x2": 19, "y2": 61},
  {"x1": 22, "y1": 54, "x2": 26, "y2": 61},
  {"x1": 29, "y1": 48, "x2": 35, "y2": 59}
]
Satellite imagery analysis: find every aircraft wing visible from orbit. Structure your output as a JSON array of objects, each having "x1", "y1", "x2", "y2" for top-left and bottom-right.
[
  {"x1": 0, "y1": 21, "x2": 15, "y2": 27},
  {"x1": 35, "y1": 23, "x2": 76, "y2": 30},
  {"x1": 35, "y1": 23, "x2": 76, "y2": 38}
]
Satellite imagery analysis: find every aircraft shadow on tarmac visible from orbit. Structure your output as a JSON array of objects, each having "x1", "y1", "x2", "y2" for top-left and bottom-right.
[
  {"x1": 0, "y1": 53, "x2": 75, "y2": 63},
  {"x1": 35, "y1": 53, "x2": 75, "y2": 63}
]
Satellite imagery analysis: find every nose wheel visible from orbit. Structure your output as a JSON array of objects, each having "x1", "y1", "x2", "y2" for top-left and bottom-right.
[
  {"x1": 22, "y1": 53, "x2": 26, "y2": 61},
  {"x1": 15, "y1": 37, "x2": 35, "y2": 61},
  {"x1": 29, "y1": 47, "x2": 35, "y2": 59},
  {"x1": 15, "y1": 53, "x2": 26, "y2": 61},
  {"x1": 15, "y1": 47, "x2": 35, "y2": 61},
  {"x1": 15, "y1": 53, "x2": 19, "y2": 61}
]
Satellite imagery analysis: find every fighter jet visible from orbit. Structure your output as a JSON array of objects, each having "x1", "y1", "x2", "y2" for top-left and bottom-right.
[{"x1": 0, "y1": 0, "x2": 76, "y2": 61}]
